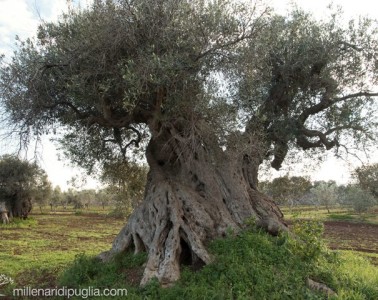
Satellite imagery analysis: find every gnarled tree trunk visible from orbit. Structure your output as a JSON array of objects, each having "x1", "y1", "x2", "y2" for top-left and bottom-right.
[
  {"x1": 99, "y1": 120, "x2": 287, "y2": 286},
  {"x1": 0, "y1": 202, "x2": 9, "y2": 224},
  {"x1": 1, "y1": 211, "x2": 9, "y2": 224},
  {"x1": 10, "y1": 194, "x2": 32, "y2": 219}
]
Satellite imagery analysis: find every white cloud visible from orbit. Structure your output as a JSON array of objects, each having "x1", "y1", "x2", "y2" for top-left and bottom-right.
[
  {"x1": 0, "y1": 0, "x2": 38, "y2": 56},
  {"x1": 29, "y1": 0, "x2": 68, "y2": 21}
]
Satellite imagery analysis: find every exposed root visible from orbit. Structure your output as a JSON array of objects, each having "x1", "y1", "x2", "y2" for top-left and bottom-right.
[
  {"x1": 99, "y1": 175, "x2": 286, "y2": 286},
  {"x1": 307, "y1": 278, "x2": 337, "y2": 297},
  {"x1": 100, "y1": 181, "x2": 216, "y2": 286}
]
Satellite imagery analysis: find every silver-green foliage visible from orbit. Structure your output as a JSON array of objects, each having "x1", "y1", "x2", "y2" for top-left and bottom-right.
[
  {"x1": 342, "y1": 185, "x2": 377, "y2": 213},
  {"x1": 0, "y1": 0, "x2": 377, "y2": 175},
  {"x1": 310, "y1": 181, "x2": 339, "y2": 211}
]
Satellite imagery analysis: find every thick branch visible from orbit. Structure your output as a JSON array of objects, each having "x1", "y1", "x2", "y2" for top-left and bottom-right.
[
  {"x1": 296, "y1": 135, "x2": 323, "y2": 150},
  {"x1": 297, "y1": 124, "x2": 366, "y2": 151},
  {"x1": 271, "y1": 141, "x2": 289, "y2": 170},
  {"x1": 299, "y1": 92, "x2": 378, "y2": 123},
  {"x1": 339, "y1": 41, "x2": 363, "y2": 52},
  {"x1": 300, "y1": 128, "x2": 338, "y2": 150},
  {"x1": 127, "y1": 126, "x2": 142, "y2": 147},
  {"x1": 325, "y1": 124, "x2": 365, "y2": 135},
  {"x1": 104, "y1": 126, "x2": 142, "y2": 157}
]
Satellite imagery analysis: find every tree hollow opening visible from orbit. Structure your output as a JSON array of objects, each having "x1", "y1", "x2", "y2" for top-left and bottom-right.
[
  {"x1": 179, "y1": 238, "x2": 206, "y2": 271},
  {"x1": 179, "y1": 238, "x2": 192, "y2": 266}
]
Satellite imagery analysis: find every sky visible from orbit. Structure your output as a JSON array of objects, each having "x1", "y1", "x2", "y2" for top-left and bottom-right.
[{"x1": 0, "y1": 0, "x2": 377, "y2": 190}]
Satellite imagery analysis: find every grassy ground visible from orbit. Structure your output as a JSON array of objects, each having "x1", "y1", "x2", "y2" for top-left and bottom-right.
[
  {"x1": 281, "y1": 205, "x2": 378, "y2": 266},
  {"x1": 280, "y1": 205, "x2": 378, "y2": 224},
  {"x1": 0, "y1": 207, "x2": 125, "y2": 285},
  {"x1": 0, "y1": 206, "x2": 377, "y2": 299}
]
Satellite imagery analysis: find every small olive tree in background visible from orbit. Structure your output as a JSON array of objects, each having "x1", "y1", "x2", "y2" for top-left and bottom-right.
[
  {"x1": 33, "y1": 173, "x2": 53, "y2": 213},
  {"x1": 341, "y1": 184, "x2": 377, "y2": 213},
  {"x1": 95, "y1": 188, "x2": 113, "y2": 210},
  {"x1": 76, "y1": 189, "x2": 96, "y2": 209},
  {"x1": 354, "y1": 163, "x2": 378, "y2": 198},
  {"x1": 310, "y1": 181, "x2": 339, "y2": 213},
  {"x1": 101, "y1": 160, "x2": 148, "y2": 217},
  {"x1": 0, "y1": 155, "x2": 49, "y2": 219},
  {"x1": 338, "y1": 163, "x2": 378, "y2": 213},
  {"x1": 259, "y1": 175, "x2": 312, "y2": 206}
]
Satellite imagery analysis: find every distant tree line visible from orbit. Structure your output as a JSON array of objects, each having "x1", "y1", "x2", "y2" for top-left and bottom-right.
[
  {"x1": 0, "y1": 155, "x2": 147, "y2": 223},
  {"x1": 1, "y1": 154, "x2": 375, "y2": 224},
  {"x1": 48, "y1": 160, "x2": 148, "y2": 217},
  {"x1": 259, "y1": 163, "x2": 378, "y2": 213}
]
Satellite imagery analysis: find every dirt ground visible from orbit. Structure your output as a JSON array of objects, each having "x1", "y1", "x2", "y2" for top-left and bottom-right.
[{"x1": 323, "y1": 221, "x2": 378, "y2": 254}]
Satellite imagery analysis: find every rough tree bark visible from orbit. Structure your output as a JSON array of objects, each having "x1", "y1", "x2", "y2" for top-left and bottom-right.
[
  {"x1": 8, "y1": 194, "x2": 32, "y2": 219},
  {"x1": 0, "y1": 202, "x2": 9, "y2": 224},
  {"x1": 1, "y1": 211, "x2": 9, "y2": 224},
  {"x1": 99, "y1": 118, "x2": 287, "y2": 286}
]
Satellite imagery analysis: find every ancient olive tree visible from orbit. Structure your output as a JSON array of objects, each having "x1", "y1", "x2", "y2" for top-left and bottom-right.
[
  {"x1": 1, "y1": 0, "x2": 378, "y2": 285},
  {"x1": 0, "y1": 155, "x2": 47, "y2": 220}
]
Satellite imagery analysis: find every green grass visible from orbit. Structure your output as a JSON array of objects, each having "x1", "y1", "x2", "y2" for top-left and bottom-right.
[
  {"x1": 56, "y1": 222, "x2": 378, "y2": 300},
  {"x1": 1, "y1": 208, "x2": 377, "y2": 299},
  {"x1": 0, "y1": 217, "x2": 38, "y2": 229},
  {"x1": 281, "y1": 205, "x2": 378, "y2": 224},
  {"x1": 328, "y1": 214, "x2": 356, "y2": 221},
  {"x1": 0, "y1": 211, "x2": 125, "y2": 282},
  {"x1": 307, "y1": 250, "x2": 378, "y2": 300},
  {"x1": 58, "y1": 229, "x2": 316, "y2": 299}
]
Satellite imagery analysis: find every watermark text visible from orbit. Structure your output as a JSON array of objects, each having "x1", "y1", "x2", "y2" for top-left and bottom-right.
[{"x1": 12, "y1": 286, "x2": 127, "y2": 298}]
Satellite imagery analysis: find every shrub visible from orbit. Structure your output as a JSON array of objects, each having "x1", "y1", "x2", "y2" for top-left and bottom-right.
[{"x1": 286, "y1": 219, "x2": 326, "y2": 262}]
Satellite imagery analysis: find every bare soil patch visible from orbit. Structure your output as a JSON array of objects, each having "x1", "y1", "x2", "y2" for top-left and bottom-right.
[{"x1": 323, "y1": 221, "x2": 378, "y2": 254}]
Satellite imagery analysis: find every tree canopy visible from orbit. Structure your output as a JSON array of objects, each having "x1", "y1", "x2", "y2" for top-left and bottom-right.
[
  {"x1": 1, "y1": 0, "x2": 377, "y2": 174},
  {"x1": 259, "y1": 175, "x2": 312, "y2": 205},
  {"x1": 0, "y1": 155, "x2": 49, "y2": 218},
  {"x1": 354, "y1": 163, "x2": 378, "y2": 198}
]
